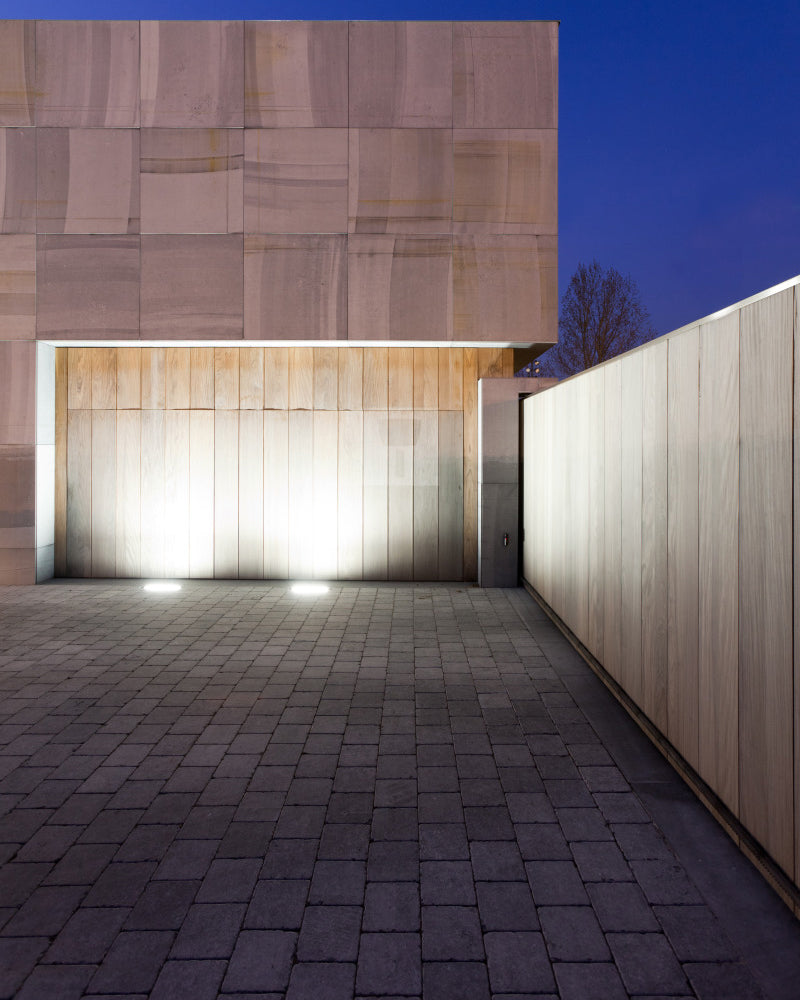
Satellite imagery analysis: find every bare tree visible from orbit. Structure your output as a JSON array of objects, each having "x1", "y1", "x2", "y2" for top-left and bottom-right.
[{"x1": 537, "y1": 261, "x2": 656, "y2": 378}]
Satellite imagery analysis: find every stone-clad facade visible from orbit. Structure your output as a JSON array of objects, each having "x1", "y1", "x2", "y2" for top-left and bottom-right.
[{"x1": 0, "y1": 20, "x2": 558, "y2": 584}]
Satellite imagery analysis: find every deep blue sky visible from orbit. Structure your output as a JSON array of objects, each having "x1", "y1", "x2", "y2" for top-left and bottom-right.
[{"x1": 6, "y1": 0, "x2": 799, "y2": 336}]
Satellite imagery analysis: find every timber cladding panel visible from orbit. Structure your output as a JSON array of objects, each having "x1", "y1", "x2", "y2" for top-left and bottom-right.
[
  {"x1": 522, "y1": 281, "x2": 800, "y2": 897},
  {"x1": 56, "y1": 345, "x2": 512, "y2": 582}
]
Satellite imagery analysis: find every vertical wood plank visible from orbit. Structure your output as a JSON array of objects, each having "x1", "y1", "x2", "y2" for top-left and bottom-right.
[
  {"x1": 795, "y1": 287, "x2": 800, "y2": 887},
  {"x1": 289, "y1": 347, "x2": 314, "y2": 409},
  {"x1": 698, "y1": 312, "x2": 739, "y2": 813},
  {"x1": 164, "y1": 409, "x2": 190, "y2": 578},
  {"x1": 413, "y1": 410, "x2": 438, "y2": 580},
  {"x1": 571, "y1": 378, "x2": 590, "y2": 640},
  {"x1": 586, "y1": 368, "x2": 605, "y2": 663},
  {"x1": 67, "y1": 347, "x2": 91, "y2": 409},
  {"x1": 240, "y1": 347, "x2": 265, "y2": 409},
  {"x1": 264, "y1": 409, "x2": 289, "y2": 578},
  {"x1": 190, "y1": 347, "x2": 214, "y2": 409},
  {"x1": 477, "y1": 347, "x2": 506, "y2": 379},
  {"x1": 91, "y1": 350, "x2": 116, "y2": 410},
  {"x1": 215, "y1": 346, "x2": 240, "y2": 410},
  {"x1": 90, "y1": 410, "x2": 116, "y2": 576},
  {"x1": 363, "y1": 410, "x2": 388, "y2": 579},
  {"x1": 140, "y1": 409, "x2": 165, "y2": 577},
  {"x1": 141, "y1": 348, "x2": 166, "y2": 410},
  {"x1": 314, "y1": 346, "x2": 338, "y2": 410},
  {"x1": 603, "y1": 362, "x2": 622, "y2": 683},
  {"x1": 116, "y1": 347, "x2": 141, "y2": 409},
  {"x1": 740, "y1": 290, "x2": 794, "y2": 873},
  {"x1": 619, "y1": 352, "x2": 644, "y2": 707},
  {"x1": 641, "y1": 340, "x2": 668, "y2": 732},
  {"x1": 214, "y1": 410, "x2": 239, "y2": 577},
  {"x1": 388, "y1": 410, "x2": 414, "y2": 580},
  {"x1": 667, "y1": 328, "x2": 700, "y2": 770},
  {"x1": 338, "y1": 410, "x2": 363, "y2": 579},
  {"x1": 66, "y1": 409, "x2": 91, "y2": 576},
  {"x1": 312, "y1": 410, "x2": 338, "y2": 578},
  {"x1": 520, "y1": 396, "x2": 544, "y2": 590},
  {"x1": 54, "y1": 348, "x2": 68, "y2": 576},
  {"x1": 439, "y1": 348, "x2": 463, "y2": 410},
  {"x1": 115, "y1": 410, "x2": 140, "y2": 577},
  {"x1": 363, "y1": 347, "x2": 388, "y2": 410},
  {"x1": 388, "y1": 348, "x2": 414, "y2": 410},
  {"x1": 165, "y1": 348, "x2": 191, "y2": 409},
  {"x1": 189, "y1": 410, "x2": 214, "y2": 577},
  {"x1": 462, "y1": 347, "x2": 478, "y2": 581},
  {"x1": 265, "y1": 347, "x2": 289, "y2": 409},
  {"x1": 339, "y1": 348, "x2": 363, "y2": 410},
  {"x1": 288, "y1": 409, "x2": 313, "y2": 577},
  {"x1": 438, "y1": 410, "x2": 463, "y2": 580},
  {"x1": 239, "y1": 410, "x2": 264, "y2": 578},
  {"x1": 413, "y1": 347, "x2": 439, "y2": 409}
]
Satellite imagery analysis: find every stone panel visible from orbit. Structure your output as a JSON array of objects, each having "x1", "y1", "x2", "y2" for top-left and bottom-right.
[
  {"x1": 36, "y1": 20, "x2": 140, "y2": 126},
  {"x1": 454, "y1": 129, "x2": 557, "y2": 234},
  {"x1": 453, "y1": 235, "x2": 557, "y2": 343},
  {"x1": 453, "y1": 22, "x2": 558, "y2": 128},
  {"x1": 0, "y1": 445, "x2": 35, "y2": 549},
  {"x1": 141, "y1": 128, "x2": 243, "y2": 234},
  {"x1": 0, "y1": 546, "x2": 35, "y2": 584},
  {"x1": 141, "y1": 234, "x2": 243, "y2": 339},
  {"x1": 0, "y1": 127, "x2": 35, "y2": 232},
  {"x1": 0, "y1": 341, "x2": 35, "y2": 443},
  {"x1": 349, "y1": 21, "x2": 452, "y2": 127},
  {"x1": 348, "y1": 235, "x2": 452, "y2": 341},
  {"x1": 349, "y1": 129, "x2": 452, "y2": 234},
  {"x1": 141, "y1": 20, "x2": 244, "y2": 127},
  {"x1": 37, "y1": 128, "x2": 139, "y2": 234},
  {"x1": 0, "y1": 21, "x2": 35, "y2": 125},
  {"x1": 0, "y1": 234, "x2": 35, "y2": 337},
  {"x1": 245, "y1": 21, "x2": 348, "y2": 127},
  {"x1": 244, "y1": 235, "x2": 346, "y2": 340},
  {"x1": 36, "y1": 234, "x2": 140, "y2": 339},
  {"x1": 245, "y1": 128, "x2": 347, "y2": 234}
]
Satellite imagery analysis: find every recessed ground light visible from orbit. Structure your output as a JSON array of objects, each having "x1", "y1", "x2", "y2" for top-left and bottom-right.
[
  {"x1": 291, "y1": 582, "x2": 329, "y2": 595},
  {"x1": 143, "y1": 582, "x2": 182, "y2": 593}
]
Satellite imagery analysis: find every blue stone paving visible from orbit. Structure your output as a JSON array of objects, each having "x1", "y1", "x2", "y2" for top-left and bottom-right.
[{"x1": 0, "y1": 580, "x2": 797, "y2": 999}]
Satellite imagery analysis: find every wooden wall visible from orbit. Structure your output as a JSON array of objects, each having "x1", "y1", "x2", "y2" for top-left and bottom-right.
[
  {"x1": 56, "y1": 345, "x2": 512, "y2": 582},
  {"x1": 522, "y1": 282, "x2": 800, "y2": 893}
]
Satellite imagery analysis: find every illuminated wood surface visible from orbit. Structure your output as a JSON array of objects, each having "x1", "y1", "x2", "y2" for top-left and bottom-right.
[{"x1": 56, "y1": 345, "x2": 511, "y2": 582}]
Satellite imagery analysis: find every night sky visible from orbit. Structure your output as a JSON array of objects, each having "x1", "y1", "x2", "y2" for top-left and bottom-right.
[{"x1": 5, "y1": 0, "x2": 798, "y2": 336}]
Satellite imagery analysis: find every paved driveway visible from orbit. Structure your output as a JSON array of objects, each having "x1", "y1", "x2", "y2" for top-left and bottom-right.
[{"x1": 0, "y1": 581, "x2": 797, "y2": 999}]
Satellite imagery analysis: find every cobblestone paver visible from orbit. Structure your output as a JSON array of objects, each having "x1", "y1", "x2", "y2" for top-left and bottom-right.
[{"x1": 0, "y1": 581, "x2": 794, "y2": 998}]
